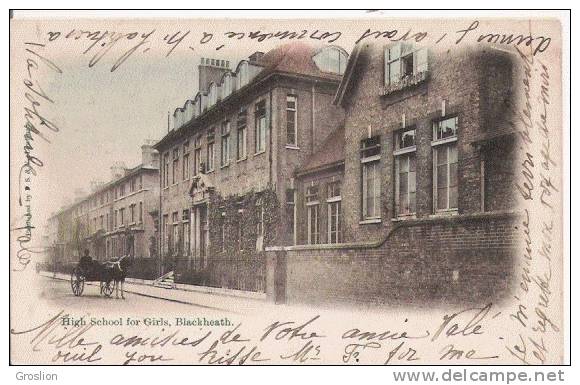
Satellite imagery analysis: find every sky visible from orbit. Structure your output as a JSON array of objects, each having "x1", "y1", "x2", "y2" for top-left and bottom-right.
[
  {"x1": 10, "y1": 17, "x2": 365, "y2": 235},
  {"x1": 9, "y1": 15, "x2": 558, "y2": 239}
]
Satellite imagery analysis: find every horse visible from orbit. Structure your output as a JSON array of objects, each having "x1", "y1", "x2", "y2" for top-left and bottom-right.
[{"x1": 105, "y1": 255, "x2": 133, "y2": 299}]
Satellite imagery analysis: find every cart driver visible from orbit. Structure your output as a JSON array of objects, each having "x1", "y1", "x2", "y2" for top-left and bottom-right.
[{"x1": 79, "y1": 249, "x2": 93, "y2": 273}]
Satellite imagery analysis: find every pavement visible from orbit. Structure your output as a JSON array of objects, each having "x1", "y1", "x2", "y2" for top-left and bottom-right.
[{"x1": 40, "y1": 271, "x2": 274, "y2": 315}]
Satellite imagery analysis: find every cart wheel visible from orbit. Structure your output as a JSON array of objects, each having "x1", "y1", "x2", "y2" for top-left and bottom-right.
[
  {"x1": 71, "y1": 268, "x2": 85, "y2": 296},
  {"x1": 101, "y1": 280, "x2": 115, "y2": 297}
]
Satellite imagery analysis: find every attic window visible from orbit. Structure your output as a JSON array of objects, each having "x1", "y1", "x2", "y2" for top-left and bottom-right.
[
  {"x1": 384, "y1": 43, "x2": 428, "y2": 87},
  {"x1": 313, "y1": 47, "x2": 348, "y2": 75}
]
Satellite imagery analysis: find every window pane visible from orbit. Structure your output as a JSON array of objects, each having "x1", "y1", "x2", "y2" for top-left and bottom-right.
[
  {"x1": 399, "y1": 170, "x2": 408, "y2": 214},
  {"x1": 365, "y1": 163, "x2": 377, "y2": 217},
  {"x1": 402, "y1": 54, "x2": 414, "y2": 77},
  {"x1": 287, "y1": 111, "x2": 296, "y2": 144},
  {"x1": 449, "y1": 161, "x2": 458, "y2": 187},
  {"x1": 437, "y1": 186, "x2": 447, "y2": 210},
  {"x1": 449, "y1": 145, "x2": 458, "y2": 163},
  {"x1": 399, "y1": 156, "x2": 409, "y2": 173},
  {"x1": 436, "y1": 117, "x2": 458, "y2": 140},
  {"x1": 401, "y1": 43, "x2": 413, "y2": 56},
  {"x1": 389, "y1": 61, "x2": 400, "y2": 84},
  {"x1": 389, "y1": 44, "x2": 401, "y2": 60},
  {"x1": 449, "y1": 185, "x2": 458, "y2": 209},
  {"x1": 409, "y1": 191, "x2": 416, "y2": 213},
  {"x1": 398, "y1": 129, "x2": 416, "y2": 149},
  {"x1": 437, "y1": 164, "x2": 448, "y2": 189},
  {"x1": 416, "y1": 49, "x2": 428, "y2": 72},
  {"x1": 437, "y1": 146, "x2": 448, "y2": 166}
]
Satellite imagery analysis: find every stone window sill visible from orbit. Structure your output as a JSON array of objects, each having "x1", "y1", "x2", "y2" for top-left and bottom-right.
[
  {"x1": 391, "y1": 214, "x2": 417, "y2": 222},
  {"x1": 430, "y1": 209, "x2": 458, "y2": 218},
  {"x1": 359, "y1": 218, "x2": 382, "y2": 225}
]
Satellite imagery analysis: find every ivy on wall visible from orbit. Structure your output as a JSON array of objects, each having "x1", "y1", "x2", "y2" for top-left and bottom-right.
[{"x1": 203, "y1": 187, "x2": 280, "y2": 291}]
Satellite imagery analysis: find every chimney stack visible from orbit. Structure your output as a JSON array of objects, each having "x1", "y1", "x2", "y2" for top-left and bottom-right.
[
  {"x1": 248, "y1": 51, "x2": 264, "y2": 63},
  {"x1": 141, "y1": 140, "x2": 159, "y2": 168},
  {"x1": 89, "y1": 180, "x2": 104, "y2": 192},
  {"x1": 110, "y1": 161, "x2": 127, "y2": 180},
  {"x1": 198, "y1": 57, "x2": 230, "y2": 94},
  {"x1": 73, "y1": 188, "x2": 86, "y2": 203}
]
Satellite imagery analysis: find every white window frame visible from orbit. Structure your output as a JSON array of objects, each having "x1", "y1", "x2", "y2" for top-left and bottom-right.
[
  {"x1": 395, "y1": 153, "x2": 417, "y2": 217},
  {"x1": 432, "y1": 117, "x2": 459, "y2": 213},
  {"x1": 163, "y1": 152, "x2": 170, "y2": 187},
  {"x1": 313, "y1": 47, "x2": 348, "y2": 75},
  {"x1": 327, "y1": 190, "x2": 341, "y2": 244},
  {"x1": 286, "y1": 95, "x2": 298, "y2": 147},
  {"x1": 193, "y1": 136, "x2": 202, "y2": 175},
  {"x1": 256, "y1": 203, "x2": 264, "y2": 251},
  {"x1": 255, "y1": 101, "x2": 267, "y2": 154},
  {"x1": 307, "y1": 203, "x2": 320, "y2": 245},
  {"x1": 182, "y1": 209, "x2": 190, "y2": 256},
  {"x1": 361, "y1": 157, "x2": 381, "y2": 220},
  {"x1": 207, "y1": 130, "x2": 215, "y2": 172},
  {"x1": 182, "y1": 141, "x2": 190, "y2": 181},
  {"x1": 221, "y1": 120, "x2": 231, "y2": 167},
  {"x1": 237, "y1": 109, "x2": 247, "y2": 160},
  {"x1": 384, "y1": 43, "x2": 429, "y2": 86},
  {"x1": 172, "y1": 212, "x2": 179, "y2": 255},
  {"x1": 394, "y1": 128, "x2": 417, "y2": 217},
  {"x1": 172, "y1": 148, "x2": 179, "y2": 184},
  {"x1": 306, "y1": 185, "x2": 320, "y2": 244}
]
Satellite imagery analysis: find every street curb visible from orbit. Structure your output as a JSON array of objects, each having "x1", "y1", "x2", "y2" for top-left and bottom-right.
[{"x1": 40, "y1": 272, "x2": 240, "y2": 314}]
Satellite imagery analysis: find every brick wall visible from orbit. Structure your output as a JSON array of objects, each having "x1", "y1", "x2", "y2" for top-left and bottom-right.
[
  {"x1": 272, "y1": 211, "x2": 519, "y2": 306},
  {"x1": 295, "y1": 168, "x2": 344, "y2": 245},
  {"x1": 159, "y1": 75, "x2": 343, "y2": 279},
  {"x1": 339, "y1": 44, "x2": 515, "y2": 243}
]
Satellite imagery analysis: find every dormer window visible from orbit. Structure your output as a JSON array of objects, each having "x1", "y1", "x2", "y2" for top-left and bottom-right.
[
  {"x1": 208, "y1": 83, "x2": 217, "y2": 107},
  {"x1": 237, "y1": 61, "x2": 249, "y2": 88},
  {"x1": 222, "y1": 72, "x2": 233, "y2": 98},
  {"x1": 384, "y1": 43, "x2": 428, "y2": 88},
  {"x1": 313, "y1": 46, "x2": 348, "y2": 75}
]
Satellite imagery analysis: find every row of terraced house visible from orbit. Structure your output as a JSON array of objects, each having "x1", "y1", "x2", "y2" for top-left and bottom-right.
[{"x1": 46, "y1": 41, "x2": 522, "y2": 306}]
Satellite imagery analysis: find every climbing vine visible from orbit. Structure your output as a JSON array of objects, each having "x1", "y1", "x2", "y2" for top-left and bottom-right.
[{"x1": 205, "y1": 187, "x2": 280, "y2": 290}]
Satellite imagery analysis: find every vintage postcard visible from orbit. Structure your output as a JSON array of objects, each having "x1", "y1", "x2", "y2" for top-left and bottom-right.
[{"x1": 9, "y1": 11, "x2": 568, "y2": 367}]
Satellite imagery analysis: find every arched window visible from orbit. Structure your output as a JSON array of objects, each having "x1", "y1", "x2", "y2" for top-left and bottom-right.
[
  {"x1": 222, "y1": 72, "x2": 233, "y2": 98},
  {"x1": 194, "y1": 93, "x2": 202, "y2": 116},
  {"x1": 313, "y1": 47, "x2": 348, "y2": 75},
  {"x1": 237, "y1": 61, "x2": 249, "y2": 89},
  {"x1": 173, "y1": 109, "x2": 181, "y2": 129},
  {"x1": 184, "y1": 100, "x2": 194, "y2": 122},
  {"x1": 208, "y1": 83, "x2": 217, "y2": 107}
]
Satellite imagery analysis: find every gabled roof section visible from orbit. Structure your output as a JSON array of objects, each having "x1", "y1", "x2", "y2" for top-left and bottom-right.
[
  {"x1": 295, "y1": 126, "x2": 345, "y2": 177},
  {"x1": 154, "y1": 42, "x2": 347, "y2": 152},
  {"x1": 333, "y1": 43, "x2": 363, "y2": 107},
  {"x1": 254, "y1": 41, "x2": 344, "y2": 82}
]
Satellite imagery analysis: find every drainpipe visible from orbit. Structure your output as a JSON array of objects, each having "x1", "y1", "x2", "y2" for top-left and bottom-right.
[
  {"x1": 311, "y1": 83, "x2": 316, "y2": 154},
  {"x1": 268, "y1": 88, "x2": 273, "y2": 187},
  {"x1": 158, "y1": 155, "x2": 163, "y2": 275}
]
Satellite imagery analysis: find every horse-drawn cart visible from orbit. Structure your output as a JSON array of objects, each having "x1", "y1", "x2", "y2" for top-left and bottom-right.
[{"x1": 70, "y1": 260, "x2": 115, "y2": 297}]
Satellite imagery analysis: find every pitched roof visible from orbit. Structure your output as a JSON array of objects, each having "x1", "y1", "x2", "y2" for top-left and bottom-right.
[
  {"x1": 333, "y1": 43, "x2": 363, "y2": 106},
  {"x1": 296, "y1": 126, "x2": 345, "y2": 177},
  {"x1": 254, "y1": 41, "x2": 343, "y2": 82},
  {"x1": 154, "y1": 42, "x2": 346, "y2": 151}
]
